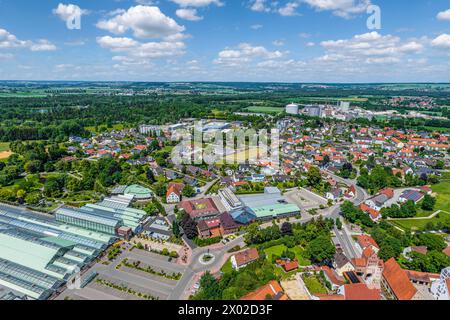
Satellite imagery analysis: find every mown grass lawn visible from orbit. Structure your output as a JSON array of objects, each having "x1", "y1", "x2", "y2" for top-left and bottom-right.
[
  {"x1": 303, "y1": 275, "x2": 328, "y2": 295},
  {"x1": 264, "y1": 244, "x2": 311, "y2": 266},
  {"x1": 390, "y1": 211, "x2": 450, "y2": 231},
  {"x1": 220, "y1": 259, "x2": 233, "y2": 274}
]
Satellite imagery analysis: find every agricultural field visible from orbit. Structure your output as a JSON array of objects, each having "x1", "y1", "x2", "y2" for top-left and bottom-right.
[{"x1": 245, "y1": 106, "x2": 284, "y2": 114}]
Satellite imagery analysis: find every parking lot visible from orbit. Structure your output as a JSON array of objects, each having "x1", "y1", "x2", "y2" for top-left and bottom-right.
[
  {"x1": 56, "y1": 246, "x2": 187, "y2": 300},
  {"x1": 285, "y1": 188, "x2": 328, "y2": 211}
]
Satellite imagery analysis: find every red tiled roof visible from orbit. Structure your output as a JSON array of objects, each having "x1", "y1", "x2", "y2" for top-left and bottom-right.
[
  {"x1": 179, "y1": 198, "x2": 219, "y2": 219},
  {"x1": 234, "y1": 248, "x2": 260, "y2": 268},
  {"x1": 318, "y1": 266, "x2": 345, "y2": 286},
  {"x1": 343, "y1": 283, "x2": 381, "y2": 300},
  {"x1": 277, "y1": 260, "x2": 299, "y2": 272},
  {"x1": 316, "y1": 294, "x2": 345, "y2": 300},
  {"x1": 406, "y1": 270, "x2": 440, "y2": 284},
  {"x1": 357, "y1": 234, "x2": 379, "y2": 250},
  {"x1": 241, "y1": 280, "x2": 288, "y2": 300},
  {"x1": 382, "y1": 258, "x2": 417, "y2": 300},
  {"x1": 380, "y1": 188, "x2": 394, "y2": 199}
]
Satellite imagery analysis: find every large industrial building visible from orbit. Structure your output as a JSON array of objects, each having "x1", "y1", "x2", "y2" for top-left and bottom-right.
[
  {"x1": 285, "y1": 103, "x2": 299, "y2": 115},
  {"x1": 0, "y1": 203, "x2": 115, "y2": 300},
  {"x1": 230, "y1": 187, "x2": 301, "y2": 223}
]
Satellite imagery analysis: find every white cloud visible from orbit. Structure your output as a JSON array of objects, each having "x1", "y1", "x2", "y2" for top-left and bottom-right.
[
  {"x1": 278, "y1": 2, "x2": 300, "y2": 16},
  {"x1": 320, "y1": 32, "x2": 423, "y2": 58},
  {"x1": 250, "y1": 0, "x2": 270, "y2": 12},
  {"x1": 215, "y1": 43, "x2": 286, "y2": 66},
  {"x1": 304, "y1": 0, "x2": 371, "y2": 18},
  {"x1": 0, "y1": 28, "x2": 56, "y2": 51},
  {"x1": 272, "y1": 40, "x2": 285, "y2": 46},
  {"x1": 30, "y1": 40, "x2": 57, "y2": 52},
  {"x1": 0, "y1": 28, "x2": 28, "y2": 48},
  {"x1": 53, "y1": 3, "x2": 89, "y2": 22},
  {"x1": 437, "y1": 9, "x2": 450, "y2": 21},
  {"x1": 96, "y1": 5, "x2": 185, "y2": 39},
  {"x1": 431, "y1": 34, "x2": 450, "y2": 49},
  {"x1": 176, "y1": 8, "x2": 203, "y2": 21},
  {"x1": 97, "y1": 36, "x2": 186, "y2": 62},
  {"x1": 170, "y1": 0, "x2": 223, "y2": 7},
  {"x1": 251, "y1": 24, "x2": 263, "y2": 30}
]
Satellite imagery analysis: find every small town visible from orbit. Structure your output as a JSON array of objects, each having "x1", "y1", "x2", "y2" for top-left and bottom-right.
[{"x1": 0, "y1": 99, "x2": 449, "y2": 301}]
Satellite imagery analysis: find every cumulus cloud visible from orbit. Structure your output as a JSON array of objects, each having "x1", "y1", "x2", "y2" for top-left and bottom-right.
[
  {"x1": 320, "y1": 32, "x2": 423, "y2": 62},
  {"x1": 278, "y1": 2, "x2": 300, "y2": 16},
  {"x1": 250, "y1": 0, "x2": 270, "y2": 12},
  {"x1": 30, "y1": 40, "x2": 58, "y2": 52},
  {"x1": 0, "y1": 28, "x2": 56, "y2": 51},
  {"x1": 97, "y1": 36, "x2": 185, "y2": 63},
  {"x1": 304, "y1": 0, "x2": 371, "y2": 18},
  {"x1": 250, "y1": 0, "x2": 300, "y2": 15},
  {"x1": 437, "y1": 9, "x2": 450, "y2": 21},
  {"x1": 176, "y1": 8, "x2": 203, "y2": 21},
  {"x1": 170, "y1": 0, "x2": 223, "y2": 7},
  {"x1": 214, "y1": 43, "x2": 286, "y2": 67},
  {"x1": 431, "y1": 34, "x2": 450, "y2": 49},
  {"x1": 96, "y1": 5, "x2": 185, "y2": 39}
]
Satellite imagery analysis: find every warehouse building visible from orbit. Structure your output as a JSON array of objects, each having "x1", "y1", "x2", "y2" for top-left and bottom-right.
[{"x1": 232, "y1": 187, "x2": 301, "y2": 222}]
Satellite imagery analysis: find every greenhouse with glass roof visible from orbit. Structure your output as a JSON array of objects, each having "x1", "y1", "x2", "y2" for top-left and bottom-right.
[{"x1": 0, "y1": 204, "x2": 116, "y2": 300}]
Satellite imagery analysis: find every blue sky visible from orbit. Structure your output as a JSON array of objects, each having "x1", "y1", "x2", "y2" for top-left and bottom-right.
[{"x1": 0, "y1": 0, "x2": 450, "y2": 82}]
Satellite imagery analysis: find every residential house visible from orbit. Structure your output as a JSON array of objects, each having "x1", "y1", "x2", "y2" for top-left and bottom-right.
[
  {"x1": 231, "y1": 248, "x2": 260, "y2": 270},
  {"x1": 166, "y1": 183, "x2": 183, "y2": 204},
  {"x1": 333, "y1": 250, "x2": 355, "y2": 276},
  {"x1": 399, "y1": 190, "x2": 424, "y2": 204}
]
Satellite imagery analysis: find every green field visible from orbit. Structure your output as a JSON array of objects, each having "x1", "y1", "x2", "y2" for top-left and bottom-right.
[
  {"x1": 264, "y1": 244, "x2": 311, "y2": 266},
  {"x1": 245, "y1": 106, "x2": 284, "y2": 114},
  {"x1": 390, "y1": 182, "x2": 450, "y2": 230},
  {"x1": 390, "y1": 211, "x2": 450, "y2": 231}
]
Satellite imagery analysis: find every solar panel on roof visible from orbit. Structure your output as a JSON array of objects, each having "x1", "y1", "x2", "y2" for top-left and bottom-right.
[{"x1": 345, "y1": 271, "x2": 361, "y2": 284}]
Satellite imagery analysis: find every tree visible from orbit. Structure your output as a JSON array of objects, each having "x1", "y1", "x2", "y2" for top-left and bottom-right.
[
  {"x1": 416, "y1": 234, "x2": 446, "y2": 251},
  {"x1": 182, "y1": 185, "x2": 196, "y2": 198},
  {"x1": 172, "y1": 221, "x2": 181, "y2": 238},
  {"x1": 146, "y1": 169, "x2": 155, "y2": 183},
  {"x1": 305, "y1": 235, "x2": 336, "y2": 264},
  {"x1": 154, "y1": 182, "x2": 167, "y2": 197},
  {"x1": 307, "y1": 166, "x2": 322, "y2": 188},
  {"x1": 192, "y1": 272, "x2": 222, "y2": 300},
  {"x1": 421, "y1": 194, "x2": 436, "y2": 211},
  {"x1": 280, "y1": 222, "x2": 293, "y2": 236},
  {"x1": 335, "y1": 218, "x2": 342, "y2": 230},
  {"x1": 180, "y1": 213, "x2": 198, "y2": 240}
]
